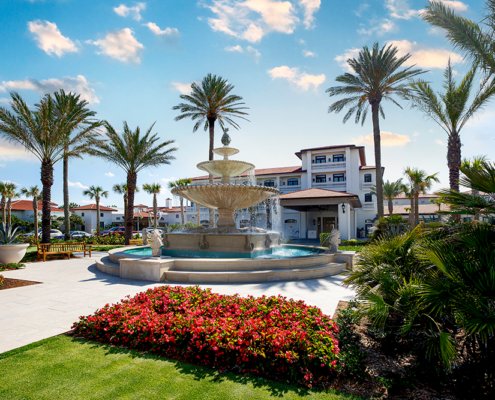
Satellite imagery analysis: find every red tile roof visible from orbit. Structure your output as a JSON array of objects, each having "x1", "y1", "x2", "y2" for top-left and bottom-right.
[
  {"x1": 393, "y1": 193, "x2": 439, "y2": 199},
  {"x1": 134, "y1": 204, "x2": 148, "y2": 208},
  {"x1": 295, "y1": 144, "x2": 366, "y2": 165},
  {"x1": 359, "y1": 166, "x2": 376, "y2": 170},
  {"x1": 191, "y1": 166, "x2": 305, "y2": 181},
  {"x1": 385, "y1": 203, "x2": 449, "y2": 215},
  {"x1": 70, "y1": 204, "x2": 118, "y2": 211},
  {"x1": 133, "y1": 212, "x2": 150, "y2": 218},
  {"x1": 158, "y1": 207, "x2": 184, "y2": 213},
  {"x1": 3, "y1": 200, "x2": 63, "y2": 212},
  {"x1": 462, "y1": 190, "x2": 488, "y2": 195},
  {"x1": 279, "y1": 188, "x2": 359, "y2": 199}
]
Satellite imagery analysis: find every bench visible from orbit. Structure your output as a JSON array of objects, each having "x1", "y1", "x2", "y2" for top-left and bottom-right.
[{"x1": 37, "y1": 243, "x2": 93, "y2": 262}]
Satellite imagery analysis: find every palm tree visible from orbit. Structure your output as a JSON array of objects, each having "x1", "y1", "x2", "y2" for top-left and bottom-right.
[
  {"x1": 404, "y1": 167, "x2": 440, "y2": 226},
  {"x1": 173, "y1": 73, "x2": 250, "y2": 227},
  {"x1": 460, "y1": 155, "x2": 487, "y2": 220},
  {"x1": 168, "y1": 179, "x2": 192, "y2": 224},
  {"x1": 404, "y1": 183, "x2": 415, "y2": 226},
  {"x1": 409, "y1": 61, "x2": 495, "y2": 191},
  {"x1": 327, "y1": 43, "x2": 425, "y2": 218},
  {"x1": 82, "y1": 186, "x2": 108, "y2": 236},
  {"x1": 0, "y1": 92, "x2": 99, "y2": 243},
  {"x1": 113, "y1": 183, "x2": 140, "y2": 229},
  {"x1": 143, "y1": 183, "x2": 162, "y2": 229},
  {"x1": 423, "y1": 0, "x2": 495, "y2": 78},
  {"x1": 0, "y1": 182, "x2": 6, "y2": 222},
  {"x1": 91, "y1": 122, "x2": 177, "y2": 245},
  {"x1": 3, "y1": 183, "x2": 19, "y2": 225},
  {"x1": 53, "y1": 90, "x2": 103, "y2": 240},
  {"x1": 372, "y1": 179, "x2": 405, "y2": 215},
  {"x1": 21, "y1": 186, "x2": 42, "y2": 240}
]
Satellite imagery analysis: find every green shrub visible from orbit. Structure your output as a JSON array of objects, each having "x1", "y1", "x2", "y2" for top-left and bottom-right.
[
  {"x1": 0, "y1": 263, "x2": 25, "y2": 272},
  {"x1": 370, "y1": 215, "x2": 410, "y2": 241}
]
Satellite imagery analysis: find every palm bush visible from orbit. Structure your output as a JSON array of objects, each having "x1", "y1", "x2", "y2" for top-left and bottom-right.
[{"x1": 0, "y1": 222, "x2": 21, "y2": 244}]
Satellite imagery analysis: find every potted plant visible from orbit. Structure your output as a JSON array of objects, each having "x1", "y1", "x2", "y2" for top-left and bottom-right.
[{"x1": 0, "y1": 223, "x2": 29, "y2": 265}]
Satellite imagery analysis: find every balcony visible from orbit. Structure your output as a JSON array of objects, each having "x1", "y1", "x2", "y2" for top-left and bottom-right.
[
  {"x1": 311, "y1": 161, "x2": 346, "y2": 171},
  {"x1": 313, "y1": 182, "x2": 346, "y2": 191},
  {"x1": 279, "y1": 185, "x2": 301, "y2": 194},
  {"x1": 361, "y1": 202, "x2": 376, "y2": 210},
  {"x1": 361, "y1": 182, "x2": 374, "y2": 191}
]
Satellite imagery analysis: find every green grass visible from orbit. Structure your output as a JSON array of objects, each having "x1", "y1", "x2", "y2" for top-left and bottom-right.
[
  {"x1": 0, "y1": 336, "x2": 362, "y2": 400},
  {"x1": 338, "y1": 246, "x2": 364, "y2": 252},
  {"x1": 91, "y1": 245, "x2": 125, "y2": 252}
]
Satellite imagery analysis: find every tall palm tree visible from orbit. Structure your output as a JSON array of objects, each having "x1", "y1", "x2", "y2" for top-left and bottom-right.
[
  {"x1": 168, "y1": 178, "x2": 192, "y2": 224},
  {"x1": 460, "y1": 155, "x2": 487, "y2": 220},
  {"x1": 53, "y1": 90, "x2": 103, "y2": 240},
  {"x1": 423, "y1": 0, "x2": 495, "y2": 78},
  {"x1": 173, "y1": 73, "x2": 250, "y2": 227},
  {"x1": 21, "y1": 186, "x2": 42, "y2": 240},
  {"x1": 0, "y1": 92, "x2": 100, "y2": 243},
  {"x1": 91, "y1": 122, "x2": 177, "y2": 245},
  {"x1": 327, "y1": 43, "x2": 425, "y2": 218},
  {"x1": 4, "y1": 183, "x2": 19, "y2": 225},
  {"x1": 404, "y1": 167, "x2": 440, "y2": 226},
  {"x1": 409, "y1": 61, "x2": 495, "y2": 191},
  {"x1": 372, "y1": 178, "x2": 405, "y2": 215},
  {"x1": 404, "y1": 183, "x2": 415, "y2": 226},
  {"x1": 113, "y1": 183, "x2": 139, "y2": 228},
  {"x1": 0, "y1": 182, "x2": 7, "y2": 222},
  {"x1": 143, "y1": 183, "x2": 162, "y2": 229},
  {"x1": 82, "y1": 186, "x2": 108, "y2": 236}
]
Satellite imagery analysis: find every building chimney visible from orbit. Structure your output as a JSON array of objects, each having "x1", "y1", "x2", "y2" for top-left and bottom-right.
[{"x1": 166, "y1": 198, "x2": 172, "y2": 209}]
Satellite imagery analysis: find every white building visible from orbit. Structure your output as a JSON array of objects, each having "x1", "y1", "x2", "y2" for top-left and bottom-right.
[
  {"x1": 1, "y1": 200, "x2": 64, "y2": 222},
  {"x1": 187, "y1": 144, "x2": 380, "y2": 240},
  {"x1": 70, "y1": 204, "x2": 118, "y2": 233}
]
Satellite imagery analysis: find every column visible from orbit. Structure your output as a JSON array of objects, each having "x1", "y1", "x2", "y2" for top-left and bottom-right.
[{"x1": 300, "y1": 211, "x2": 307, "y2": 239}]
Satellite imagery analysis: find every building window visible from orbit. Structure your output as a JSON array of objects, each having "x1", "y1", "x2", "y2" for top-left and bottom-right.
[
  {"x1": 116, "y1": 217, "x2": 120, "y2": 220},
  {"x1": 81, "y1": 212, "x2": 84, "y2": 217},
  {"x1": 364, "y1": 174, "x2": 372, "y2": 183},
  {"x1": 315, "y1": 175, "x2": 326, "y2": 183},
  {"x1": 315, "y1": 155, "x2": 326, "y2": 164},
  {"x1": 176, "y1": 214, "x2": 179, "y2": 218},
  {"x1": 264, "y1": 180, "x2": 275, "y2": 187},
  {"x1": 365, "y1": 193, "x2": 372, "y2": 202},
  {"x1": 333, "y1": 154, "x2": 344, "y2": 162},
  {"x1": 287, "y1": 178, "x2": 299, "y2": 186},
  {"x1": 100, "y1": 213, "x2": 104, "y2": 217},
  {"x1": 333, "y1": 173, "x2": 345, "y2": 182}
]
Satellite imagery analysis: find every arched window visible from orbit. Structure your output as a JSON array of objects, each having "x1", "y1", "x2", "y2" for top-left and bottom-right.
[
  {"x1": 287, "y1": 178, "x2": 298, "y2": 186},
  {"x1": 364, "y1": 174, "x2": 372, "y2": 183},
  {"x1": 264, "y1": 180, "x2": 275, "y2": 187}
]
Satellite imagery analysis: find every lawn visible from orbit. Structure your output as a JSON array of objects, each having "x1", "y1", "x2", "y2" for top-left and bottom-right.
[
  {"x1": 338, "y1": 246, "x2": 363, "y2": 252},
  {"x1": 0, "y1": 336, "x2": 362, "y2": 400}
]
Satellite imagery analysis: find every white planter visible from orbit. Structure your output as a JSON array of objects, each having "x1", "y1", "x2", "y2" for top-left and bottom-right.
[{"x1": 0, "y1": 244, "x2": 30, "y2": 265}]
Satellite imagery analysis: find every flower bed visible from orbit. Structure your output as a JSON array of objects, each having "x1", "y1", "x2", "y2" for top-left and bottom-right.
[
  {"x1": 0, "y1": 275, "x2": 4, "y2": 286},
  {"x1": 73, "y1": 286, "x2": 340, "y2": 387}
]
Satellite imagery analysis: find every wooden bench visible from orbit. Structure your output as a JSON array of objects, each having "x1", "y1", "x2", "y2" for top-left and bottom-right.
[{"x1": 37, "y1": 243, "x2": 93, "y2": 262}]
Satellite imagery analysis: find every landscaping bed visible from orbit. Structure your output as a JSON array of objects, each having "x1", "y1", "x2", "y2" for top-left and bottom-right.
[{"x1": 0, "y1": 278, "x2": 40, "y2": 290}]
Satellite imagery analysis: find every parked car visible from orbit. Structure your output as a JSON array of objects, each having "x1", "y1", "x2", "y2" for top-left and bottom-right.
[
  {"x1": 102, "y1": 226, "x2": 140, "y2": 237},
  {"x1": 101, "y1": 227, "x2": 121, "y2": 237},
  {"x1": 23, "y1": 229, "x2": 42, "y2": 237},
  {"x1": 53, "y1": 231, "x2": 92, "y2": 240}
]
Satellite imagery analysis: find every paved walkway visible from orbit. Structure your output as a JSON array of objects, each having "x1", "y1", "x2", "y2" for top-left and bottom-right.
[{"x1": 0, "y1": 253, "x2": 355, "y2": 354}]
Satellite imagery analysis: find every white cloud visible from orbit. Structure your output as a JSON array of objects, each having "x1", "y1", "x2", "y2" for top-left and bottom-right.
[
  {"x1": 0, "y1": 139, "x2": 37, "y2": 162},
  {"x1": 428, "y1": 26, "x2": 445, "y2": 36},
  {"x1": 0, "y1": 98, "x2": 10, "y2": 104},
  {"x1": 297, "y1": 38, "x2": 305, "y2": 44},
  {"x1": 335, "y1": 48, "x2": 360, "y2": 72},
  {"x1": 385, "y1": 0, "x2": 421, "y2": 20},
  {"x1": 268, "y1": 65, "x2": 325, "y2": 91},
  {"x1": 358, "y1": 19, "x2": 396, "y2": 36},
  {"x1": 435, "y1": 139, "x2": 444, "y2": 145},
  {"x1": 68, "y1": 181, "x2": 89, "y2": 189},
  {"x1": 225, "y1": 44, "x2": 261, "y2": 62},
  {"x1": 0, "y1": 75, "x2": 99, "y2": 105},
  {"x1": 171, "y1": 82, "x2": 196, "y2": 95},
  {"x1": 0, "y1": 180, "x2": 20, "y2": 185},
  {"x1": 354, "y1": 3, "x2": 370, "y2": 17},
  {"x1": 413, "y1": 131, "x2": 419, "y2": 137},
  {"x1": 387, "y1": 40, "x2": 463, "y2": 69},
  {"x1": 105, "y1": 172, "x2": 115, "y2": 177},
  {"x1": 89, "y1": 28, "x2": 144, "y2": 64},
  {"x1": 114, "y1": 2, "x2": 146, "y2": 21},
  {"x1": 356, "y1": 131, "x2": 411, "y2": 147},
  {"x1": 28, "y1": 20, "x2": 78, "y2": 57},
  {"x1": 303, "y1": 50, "x2": 316, "y2": 57},
  {"x1": 225, "y1": 45, "x2": 244, "y2": 52},
  {"x1": 439, "y1": 1, "x2": 468, "y2": 12},
  {"x1": 144, "y1": 22, "x2": 180, "y2": 46},
  {"x1": 299, "y1": 0, "x2": 320, "y2": 29}
]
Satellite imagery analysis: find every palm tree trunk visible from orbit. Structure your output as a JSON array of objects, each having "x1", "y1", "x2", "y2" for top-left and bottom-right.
[
  {"x1": 96, "y1": 197, "x2": 100, "y2": 237},
  {"x1": 208, "y1": 117, "x2": 216, "y2": 228},
  {"x1": 447, "y1": 131, "x2": 461, "y2": 192},
  {"x1": 1, "y1": 196, "x2": 6, "y2": 222},
  {"x1": 33, "y1": 198, "x2": 39, "y2": 243},
  {"x1": 7, "y1": 198, "x2": 12, "y2": 225},
  {"x1": 388, "y1": 200, "x2": 393, "y2": 215},
  {"x1": 196, "y1": 204, "x2": 200, "y2": 227},
  {"x1": 123, "y1": 195, "x2": 127, "y2": 228},
  {"x1": 125, "y1": 173, "x2": 137, "y2": 245},
  {"x1": 371, "y1": 102, "x2": 384, "y2": 218},
  {"x1": 180, "y1": 197, "x2": 184, "y2": 224},
  {"x1": 414, "y1": 184, "x2": 420, "y2": 224},
  {"x1": 153, "y1": 194, "x2": 157, "y2": 229},
  {"x1": 41, "y1": 160, "x2": 54, "y2": 244},
  {"x1": 63, "y1": 154, "x2": 70, "y2": 240},
  {"x1": 409, "y1": 197, "x2": 414, "y2": 227}
]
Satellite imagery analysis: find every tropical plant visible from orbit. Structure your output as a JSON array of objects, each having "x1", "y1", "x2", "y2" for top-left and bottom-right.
[
  {"x1": 0, "y1": 182, "x2": 6, "y2": 222},
  {"x1": 0, "y1": 222, "x2": 21, "y2": 244},
  {"x1": 173, "y1": 73, "x2": 249, "y2": 227},
  {"x1": 168, "y1": 179, "x2": 192, "y2": 224},
  {"x1": 409, "y1": 61, "x2": 495, "y2": 191},
  {"x1": 2, "y1": 182, "x2": 19, "y2": 225},
  {"x1": 0, "y1": 92, "x2": 99, "y2": 243},
  {"x1": 113, "y1": 183, "x2": 139, "y2": 230},
  {"x1": 142, "y1": 183, "x2": 162, "y2": 229},
  {"x1": 82, "y1": 186, "x2": 108, "y2": 237},
  {"x1": 423, "y1": 0, "x2": 495, "y2": 78},
  {"x1": 327, "y1": 43, "x2": 425, "y2": 218},
  {"x1": 91, "y1": 122, "x2": 177, "y2": 245},
  {"x1": 53, "y1": 90, "x2": 102, "y2": 240},
  {"x1": 372, "y1": 178, "x2": 404, "y2": 216},
  {"x1": 20, "y1": 186, "x2": 41, "y2": 242},
  {"x1": 404, "y1": 167, "x2": 440, "y2": 226}
]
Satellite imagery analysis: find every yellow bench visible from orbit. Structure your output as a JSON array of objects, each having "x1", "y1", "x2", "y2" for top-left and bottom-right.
[{"x1": 37, "y1": 243, "x2": 93, "y2": 262}]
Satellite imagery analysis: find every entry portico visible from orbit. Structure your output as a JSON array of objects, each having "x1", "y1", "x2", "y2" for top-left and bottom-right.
[{"x1": 280, "y1": 188, "x2": 362, "y2": 240}]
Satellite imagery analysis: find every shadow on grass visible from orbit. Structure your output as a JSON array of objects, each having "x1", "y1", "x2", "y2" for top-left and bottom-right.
[{"x1": 73, "y1": 337, "x2": 358, "y2": 399}]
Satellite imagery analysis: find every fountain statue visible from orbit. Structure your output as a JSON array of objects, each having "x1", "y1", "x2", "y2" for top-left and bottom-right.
[
  {"x1": 149, "y1": 229, "x2": 164, "y2": 257},
  {"x1": 168, "y1": 136, "x2": 281, "y2": 256}
]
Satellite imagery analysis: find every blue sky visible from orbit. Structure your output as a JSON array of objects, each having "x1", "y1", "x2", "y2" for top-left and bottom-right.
[{"x1": 0, "y1": 0, "x2": 493, "y2": 208}]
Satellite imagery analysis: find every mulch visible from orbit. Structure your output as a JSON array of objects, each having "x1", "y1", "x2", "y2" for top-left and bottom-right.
[{"x1": 0, "y1": 278, "x2": 41, "y2": 290}]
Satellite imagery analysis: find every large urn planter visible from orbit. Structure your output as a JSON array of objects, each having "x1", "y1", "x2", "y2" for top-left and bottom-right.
[{"x1": 0, "y1": 243, "x2": 29, "y2": 265}]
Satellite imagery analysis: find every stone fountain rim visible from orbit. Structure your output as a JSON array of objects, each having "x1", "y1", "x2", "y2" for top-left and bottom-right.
[
  {"x1": 196, "y1": 159, "x2": 255, "y2": 168},
  {"x1": 171, "y1": 184, "x2": 280, "y2": 194}
]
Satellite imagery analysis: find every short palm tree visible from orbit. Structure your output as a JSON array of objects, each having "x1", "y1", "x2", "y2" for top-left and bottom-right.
[
  {"x1": 53, "y1": 90, "x2": 102, "y2": 240},
  {"x1": 0, "y1": 92, "x2": 99, "y2": 243},
  {"x1": 3, "y1": 183, "x2": 19, "y2": 225},
  {"x1": 168, "y1": 179, "x2": 192, "y2": 224},
  {"x1": 404, "y1": 167, "x2": 440, "y2": 226},
  {"x1": 20, "y1": 186, "x2": 42, "y2": 240},
  {"x1": 0, "y1": 182, "x2": 7, "y2": 222},
  {"x1": 409, "y1": 61, "x2": 495, "y2": 191},
  {"x1": 327, "y1": 43, "x2": 425, "y2": 218},
  {"x1": 372, "y1": 178, "x2": 405, "y2": 215},
  {"x1": 423, "y1": 0, "x2": 495, "y2": 78},
  {"x1": 91, "y1": 122, "x2": 177, "y2": 245},
  {"x1": 143, "y1": 183, "x2": 162, "y2": 229},
  {"x1": 173, "y1": 73, "x2": 249, "y2": 227},
  {"x1": 113, "y1": 183, "x2": 140, "y2": 229},
  {"x1": 83, "y1": 186, "x2": 108, "y2": 236}
]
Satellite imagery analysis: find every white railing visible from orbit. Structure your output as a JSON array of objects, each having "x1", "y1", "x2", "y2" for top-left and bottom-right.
[
  {"x1": 279, "y1": 186, "x2": 301, "y2": 194},
  {"x1": 361, "y1": 182, "x2": 374, "y2": 191},
  {"x1": 313, "y1": 182, "x2": 346, "y2": 191},
  {"x1": 312, "y1": 162, "x2": 346, "y2": 170},
  {"x1": 361, "y1": 202, "x2": 375, "y2": 210}
]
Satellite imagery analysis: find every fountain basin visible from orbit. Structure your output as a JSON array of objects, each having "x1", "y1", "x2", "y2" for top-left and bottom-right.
[{"x1": 197, "y1": 160, "x2": 255, "y2": 181}]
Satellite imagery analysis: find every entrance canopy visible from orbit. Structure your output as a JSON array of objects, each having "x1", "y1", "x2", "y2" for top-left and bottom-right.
[{"x1": 279, "y1": 188, "x2": 362, "y2": 212}]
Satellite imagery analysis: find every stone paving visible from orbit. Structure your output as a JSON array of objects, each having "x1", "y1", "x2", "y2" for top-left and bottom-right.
[{"x1": 0, "y1": 253, "x2": 355, "y2": 354}]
